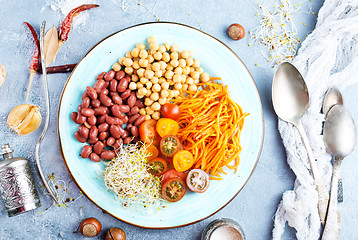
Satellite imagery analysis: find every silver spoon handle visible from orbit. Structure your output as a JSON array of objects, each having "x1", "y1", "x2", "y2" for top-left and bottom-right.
[
  {"x1": 296, "y1": 121, "x2": 329, "y2": 224},
  {"x1": 322, "y1": 159, "x2": 341, "y2": 240}
]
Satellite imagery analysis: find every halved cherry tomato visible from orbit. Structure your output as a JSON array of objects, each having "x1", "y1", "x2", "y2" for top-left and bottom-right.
[
  {"x1": 139, "y1": 119, "x2": 161, "y2": 146},
  {"x1": 160, "y1": 135, "x2": 181, "y2": 158},
  {"x1": 144, "y1": 144, "x2": 159, "y2": 161},
  {"x1": 147, "y1": 157, "x2": 167, "y2": 176},
  {"x1": 156, "y1": 118, "x2": 179, "y2": 137},
  {"x1": 186, "y1": 169, "x2": 210, "y2": 193},
  {"x1": 162, "y1": 169, "x2": 187, "y2": 185},
  {"x1": 161, "y1": 103, "x2": 180, "y2": 120},
  {"x1": 161, "y1": 177, "x2": 186, "y2": 202},
  {"x1": 173, "y1": 150, "x2": 195, "y2": 172}
]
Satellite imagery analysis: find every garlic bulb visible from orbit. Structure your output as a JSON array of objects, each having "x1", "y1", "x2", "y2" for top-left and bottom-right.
[{"x1": 7, "y1": 104, "x2": 42, "y2": 135}]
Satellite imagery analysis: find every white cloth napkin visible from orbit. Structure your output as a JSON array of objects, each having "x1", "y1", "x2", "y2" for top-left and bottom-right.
[{"x1": 272, "y1": 0, "x2": 358, "y2": 239}]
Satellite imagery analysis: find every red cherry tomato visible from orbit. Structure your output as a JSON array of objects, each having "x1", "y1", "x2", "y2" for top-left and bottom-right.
[
  {"x1": 139, "y1": 119, "x2": 161, "y2": 146},
  {"x1": 186, "y1": 169, "x2": 210, "y2": 193},
  {"x1": 159, "y1": 135, "x2": 181, "y2": 158},
  {"x1": 161, "y1": 177, "x2": 186, "y2": 202},
  {"x1": 147, "y1": 157, "x2": 167, "y2": 176},
  {"x1": 161, "y1": 103, "x2": 180, "y2": 120},
  {"x1": 162, "y1": 169, "x2": 187, "y2": 185}
]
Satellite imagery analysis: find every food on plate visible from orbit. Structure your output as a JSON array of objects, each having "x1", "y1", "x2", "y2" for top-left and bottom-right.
[
  {"x1": 173, "y1": 150, "x2": 195, "y2": 172},
  {"x1": 161, "y1": 177, "x2": 187, "y2": 202},
  {"x1": 174, "y1": 81, "x2": 248, "y2": 179},
  {"x1": 227, "y1": 23, "x2": 245, "y2": 41},
  {"x1": 105, "y1": 227, "x2": 126, "y2": 240},
  {"x1": 147, "y1": 157, "x2": 168, "y2": 176},
  {"x1": 160, "y1": 103, "x2": 180, "y2": 120},
  {"x1": 156, "y1": 118, "x2": 179, "y2": 137},
  {"x1": 7, "y1": 104, "x2": 42, "y2": 135},
  {"x1": 159, "y1": 135, "x2": 182, "y2": 158},
  {"x1": 139, "y1": 119, "x2": 161, "y2": 146},
  {"x1": 79, "y1": 217, "x2": 102, "y2": 237},
  {"x1": 186, "y1": 169, "x2": 210, "y2": 193}
]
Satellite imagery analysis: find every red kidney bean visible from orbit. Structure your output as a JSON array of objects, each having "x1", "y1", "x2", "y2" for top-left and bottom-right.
[
  {"x1": 109, "y1": 80, "x2": 118, "y2": 92},
  {"x1": 107, "y1": 137, "x2": 115, "y2": 146},
  {"x1": 109, "y1": 125, "x2": 121, "y2": 139},
  {"x1": 117, "y1": 78, "x2": 129, "y2": 92},
  {"x1": 122, "y1": 130, "x2": 130, "y2": 139},
  {"x1": 104, "y1": 70, "x2": 116, "y2": 81},
  {"x1": 127, "y1": 92, "x2": 136, "y2": 107},
  {"x1": 87, "y1": 115, "x2": 97, "y2": 126},
  {"x1": 106, "y1": 117, "x2": 123, "y2": 125},
  {"x1": 121, "y1": 115, "x2": 129, "y2": 125},
  {"x1": 130, "y1": 106, "x2": 140, "y2": 115},
  {"x1": 94, "y1": 106, "x2": 107, "y2": 115},
  {"x1": 101, "y1": 150, "x2": 115, "y2": 160},
  {"x1": 98, "y1": 123, "x2": 109, "y2": 132},
  {"x1": 90, "y1": 153, "x2": 101, "y2": 162},
  {"x1": 135, "y1": 99, "x2": 145, "y2": 108},
  {"x1": 74, "y1": 131, "x2": 86, "y2": 143},
  {"x1": 91, "y1": 99, "x2": 101, "y2": 108},
  {"x1": 104, "y1": 81, "x2": 110, "y2": 88},
  {"x1": 81, "y1": 108, "x2": 95, "y2": 117},
  {"x1": 119, "y1": 105, "x2": 130, "y2": 113},
  {"x1": 113, "y1": 139, "x2": 123, "y2": 149},
  {"x1": 97, "y1": 72, "x2": 106, "y2": 80},
  {"x1": 99, "y1": 93, "x2": 112, "y2": 107},
  {"x1": 123, "y1": 137, "x2": 132, "y2": 145},
  {"x1": 111, "y1": 105, "x2": 124, "y2": 118},
  {"x1": 115, "y1": 70, "x2": 125, "y2": 80},
  {"x1": 76, "y1": 113, "x2": 87, "y2": 124},
  {"x1": 128, "y1": 114, "x2": 140, "y2": 124},
  {"x1": 93, "y1": 141, "x2": 105, "y2": 155},
  {"x1": 87, "y1": 137, "x2": 98, "y2": 145},
  {"x1": 86, "y1": 86, "x2": 97, "y2": 99},
  {"x1": 79, "y1": 125, "x2": 89, "y2": 139},
  {"x1": 82, "y1": 91, "x2": 88, "y2": 100},
  {"x1": 109, "y1": 92, "x2": 119, "y2": 97},
  {"x1": 81, "y1": 145, "x2": 92, "y2": 158},
  {"x1": 89, "y1": 126, "x2": 98, "y2": 139},
  {"x1": 131, "y1": 126, "x2": 139, "y2": 137},
  {"x1": 99, "y1": 131, "x2": 109, "y2": 140},
  {"x1": 120, "y1": 89, "x2": 131, "y2": 99},
  {"x1": 126, "y1": 123, "x2": 133, "y2": 131},
  {"x1": 134, "y1": 115, "x2": 146, "y2": 126},
  {"x1": 112, "y1": 95, "x2": 123, "y2": 105},
  {"x1": 82, "y1": 97, "x2": 90, "y2": 108},
  {"x1": 71, "y1": 112, "x2": 78, "y2": 123},
  {"x1": 97, "y1": 114, "x2": 108, "y2": 124},
  {"x1": 78, "y1": 105, "x2": 83, "y2": 112},
  {"x1": 93, "y1": 79, "x2": 106, "y2": 93},
  {"x1": 100, "y1": 88, "x2": 109, "y2": 96}
]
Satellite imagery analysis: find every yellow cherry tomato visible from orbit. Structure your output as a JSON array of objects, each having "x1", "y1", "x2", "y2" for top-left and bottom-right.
[
  {"x1": 173, "y1": 150, "x2": 195, "y2": 172},
  {"x1": 156, "y1": 118, "x2": 179, "y2": 137}
]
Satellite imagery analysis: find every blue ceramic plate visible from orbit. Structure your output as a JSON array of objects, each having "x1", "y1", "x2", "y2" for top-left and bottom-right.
[{"x1": 58, "y1": 22, "x2": 264, "y2": 228}]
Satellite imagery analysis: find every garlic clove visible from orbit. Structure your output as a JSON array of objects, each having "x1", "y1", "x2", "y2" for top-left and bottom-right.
[
  {"x1": 7, "y1": 104, "x2": 42, "y2": 135},
  {"x1": 0, "y1": 64, "x2": 5, "y2": 88}
]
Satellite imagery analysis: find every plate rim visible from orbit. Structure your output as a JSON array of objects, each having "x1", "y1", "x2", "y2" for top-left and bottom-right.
[{"x1": 57, "y1": 21, "x2": 265, "y2": 229}]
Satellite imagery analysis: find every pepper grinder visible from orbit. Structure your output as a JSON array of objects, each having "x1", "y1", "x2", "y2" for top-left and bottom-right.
[{"x1": 0, "y1": 144, "x2": 41, "y2": 217}]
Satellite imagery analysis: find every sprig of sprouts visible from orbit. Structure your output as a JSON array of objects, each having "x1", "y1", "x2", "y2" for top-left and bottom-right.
[
  {"x1": 103, "y1": 143, "x2": 165, "y2": 210},
  {"x1": 249, "y1": 0, "x2": 302, "y2": 66}
]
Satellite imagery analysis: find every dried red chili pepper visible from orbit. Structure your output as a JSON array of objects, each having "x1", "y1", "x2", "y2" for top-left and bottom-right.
[
  {"x1": 24, "y1": 22, "x2": 40, "y2": 102},
  {"x1": 59, "y1": 4, "x2": 99, "y2": 43},
  {"x1": 37, "y1": 63, "x2": 77, "y2": 74}
]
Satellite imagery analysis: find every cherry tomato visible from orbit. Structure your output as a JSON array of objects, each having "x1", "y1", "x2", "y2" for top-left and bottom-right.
[
  {"x1": 162, "y1": 169, "x2": 187, "y2": 185},
  {"x1": 147, "y1": 157, "x2": 168, "y2": 176},
  {"x1": 156, "y1": 118, "x2": 179, "y2": 137},
  {"x1": 161, "y1": 103, "x2": 180, "y2": 120},
  {"x1": 160, "y1": 135, "x2": 181, "y2": 158},
  {"x1": 139, "y1": 119, "x2": 161, "y2": 146},
  {"x1": 161, "y1": 177, "x2": 186, "y2": 202},
  {"x1": 144, "y1": 144, "x2": 159, "y2": 161},
  {"x1": 173, "y1": 150, "x2": 195, "y2": 172},
  {"x1": 186, "y1": 169, "x2": 210, "y2": 193}
]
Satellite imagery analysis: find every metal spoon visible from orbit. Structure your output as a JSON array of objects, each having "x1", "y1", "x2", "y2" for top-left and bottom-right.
[
  {"x1": 272, "y1": 62, "x2": 329, "y2": 224},
  {"x1": 323, "y1": 87, "x2": 344, "y2": 203},
  {"x1": 322, "y1": 104, "x2": 356, "y2": 239}
]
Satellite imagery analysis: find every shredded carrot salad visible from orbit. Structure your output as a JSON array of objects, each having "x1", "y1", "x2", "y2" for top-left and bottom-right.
[{"x1": 173, "y1": 79, "x2": 249, "y2": 180}]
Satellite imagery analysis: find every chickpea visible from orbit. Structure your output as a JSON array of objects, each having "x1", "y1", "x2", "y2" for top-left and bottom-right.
[
  {"x1": 140, "y1": 77, "x2": 148, "y2": 84},
  {"x1": 146, "y1": 106, "x2": 154, "y2": 115},
  {"x1": 159, "y1": 77, "x2": 166, "y2": 84},
  {"x1": 151, "y1": 62, "x2": 161, "y2": 72},
  {"x1": 190, "y1": 67, "x2": 195, "y2": 73},
  {"x1": 123, "y1": 58, "x2": 133, "y2": 67},
  {"x1": 125, "y1": 66, "x2": 133, "y2": 75},
  {"x1": 144, "y1": 70, "x2": 154, "y2": 79},
  {"x1": 162, "y1": 52, "x2": 170, "y2": 62},
  {"x1": 180, "y1": 75, "x2": 186, "y2": 83},
  {"x1": 183, "y1": 66, "x2": 191, "y2": 75},
  {"x1": 112, "y1": 62, "x2": 121, "y2": 71},
  {"x1": 180, "y1": 50, "x2": 189, "y2": 59},
  {"x1": 182, "y1": 84, "x2": 188, "y2": 91},
  {"x1": 194, "y1": 79, "x2": 200, "y2": 84},
  {"x1": 132, "y1": 61, "x2": 140, "y2": 70},
  {"x1": 193, "y1": 58, "x2": 200, "y2": 68},
  {"x1": 150, "y1": 77, "x2": 159, "y2": 84},
  {"x1": 145, "y1": 98, "x2": 154, "y2": 106},
  {"x1": 178, "y1": 59, "x2": 186, "y2": 68},
  {"x1": 174, "y1": 90, "x2": 180, "y2": 97},
  {"x1": 186, "y1": 77, "x2": 194, "y2": 85},
  {"x1": 186, "y1": 58, "x2": 194, "y2": 66},
  {"x1": 168, "y1": 90, "x2": 175, "y2": 98},
  {"x1": 190, "y1": 71, "x2": 200, "y2": 79},
  {"x1": 154, "y1": 70, "x2": 163, "y2": 78},
  {"x1": 161, "y1": 89, "x2": 169, "y2": 98},
  {"x1": 136, "y1": 82, "x2": 144, "y2": 89},
  {"x1": 145, "y1": 115, "x2": 152, "y2": 120},
  {"x1": 139, "y1": 49, "x2": 148, "y2": 59},
  {"x1": 138, "y1": 87, "x2": 147, "y2": 96},
  {"x1": 152, "y1": 111, "x2": 160, "y2": 120},
  {"x1": 129, "y1": 82, "x2": 137, "y2": 90},
  {"x1": 170, "y1": 59, "x2": 179, "y2": 68},
  {"x1": 151, "y1": 102, "x2": 161, "y2": 111},
  {"x1": 174, "y1": 67, "x2": 183, "y2": 75},
  {"x1": 136, "y1": 43, "x2": 145, "y2": 50},
  {"x1": 152, "y1": 83, "x2": 161, "y2": 92},
  {"x1": 137, "y1": 68, "x2": 145, "y2": 77},
  {"x1": 164, "y1": 42, "x2": 170, "y2": 51},
  {"x1": 159, "y1": 61, "x2": 167, "y2": 70},
  {"x1": 153, "y1": 52, "x2": 162, "y2": 61},
  {"x1": 150, "y1": 92, "x2": 159, "y2": 101},
  {"x1": 139, "y1": 108, "x2": 146, "y2": 115},
  {"x1": 164, "y1": 70, "x2": 174, "y2": 79},
  {"x1": 145, "y1": 81, "x2": 153, "y2": 89},
  {"x1": 146, "y1": 65, "x2": 152, "y2": 71},
  {"x1": 158, "y1": 45, "x2": 166, "y2": 53},
  {"x1": 201, "y1": 72, "x2": 210, "y2": 82},
  {"x1": 159, "y1": 97, "x2": 167, "y2": 105},
  {"x1": 125, "y1": 51, "x2": 132, "y2": 58},
  {"x1": 173, "y1": 74, "x2": 182, "y2": 83},
  {"x1": 149, "y1": 41, "x2": 159, "y2": 51},
  {"x1": 147, "y1": 55, "x2": 154, "y2": 63},
  {"x1": 132, "y1": 74, "x2": 139, "y2": 82},
  {"x1": 118, "y1": 56, "x2": 126, "y2": 65},
  {"x1": 139, "y1": 58, "x2": 148, "y2": 68},
  {"x1": 166, "y1": 65, "x2": 174, "y2": 71},
  {"x1": 131, "y1": 48, "x2": 140, "y2": 58},
  {"x1": 196, "y1": 67, "x2": 204, "y2": 74},
  {"x1": 170, "y1": 52, "x2": 179, "y2": 60},
  {"x1": 145, "y1": 89, "x2": 152, "y2": 97},
  {"x1": 137, "y1": 93, "x2": 145, "y2": 99},
  {"x1": 161, "y1": 81, "x2": 170, "y2": 90},
  {"x1": 170, "y1": 44, "x2": 179, "y2": 52},
  {"x1": 188, "y1": 84, "x2": 198, "y2": 92},
  {"x1": 147, "y1": 36, "x2": 156, "y2": 43},
  {"x1": 174, "y1": 82, "x2": 182, "y2": 90}
]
